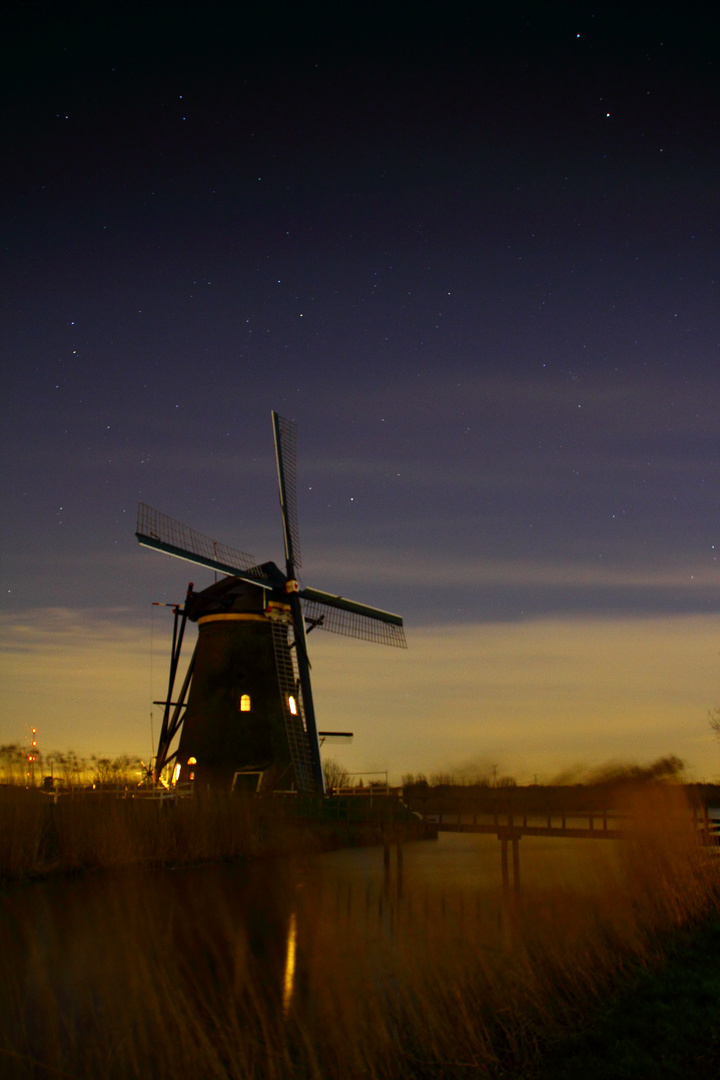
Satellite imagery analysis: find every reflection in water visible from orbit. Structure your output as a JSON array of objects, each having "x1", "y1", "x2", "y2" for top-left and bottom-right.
[
  {"x1": 282, "y1": 909, "x2": 297, "y2": 1015},
  {"x1": 0, "y1": 832, "x2": 628, "y2": 1078},
  {"x1": 0, "y1": 788, "x2": 708, "y2": 1078}
]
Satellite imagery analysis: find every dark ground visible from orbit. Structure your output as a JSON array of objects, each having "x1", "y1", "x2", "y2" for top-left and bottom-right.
[{"x1": 525, "y1": 913, "x2": 720, "y2": 1079}]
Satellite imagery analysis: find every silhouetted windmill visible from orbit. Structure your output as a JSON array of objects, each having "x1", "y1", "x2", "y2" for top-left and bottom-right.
[{"x1": 136, "y1": 412, "x2": 406, "y2": 793}]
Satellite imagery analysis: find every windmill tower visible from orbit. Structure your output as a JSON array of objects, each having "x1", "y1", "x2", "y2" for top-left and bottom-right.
[{"x1": 137, "y1": 412, "x2": 406, "y2": 794}]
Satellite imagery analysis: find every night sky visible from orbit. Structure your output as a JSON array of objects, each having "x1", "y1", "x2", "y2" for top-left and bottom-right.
[{"x1": 3, "y1": 4, "x2": 720, "y2": 781}]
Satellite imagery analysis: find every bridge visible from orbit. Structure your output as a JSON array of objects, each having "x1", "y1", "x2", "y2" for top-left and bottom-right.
[
  {"x1": 418, "y1": 809, "x2": 623, "y2": 898},
  {"x1": 408, "y1": 804, "x2": 719, "y2": 898}
]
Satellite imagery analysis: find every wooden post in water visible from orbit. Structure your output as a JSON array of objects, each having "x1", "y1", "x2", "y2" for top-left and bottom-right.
[
  {"x1": 383, "y1": 833, "x2": 391, "y2": 898},
  {"x1": 499, "y1": 828, "x2": 521, "y2": 900},
  {"x1": 396, "y1": 838, "x2": 404, "y2": 899},
  {"x1": 512, "y1": 834, "x2": 520, "y2": 894},
  {"x1": 500, "y1": 835, "x2": 509, "y2": 900}
]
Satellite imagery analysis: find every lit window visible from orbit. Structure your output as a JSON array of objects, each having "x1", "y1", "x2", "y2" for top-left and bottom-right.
[
  {"x1": 172, "y1": 763, "x2": 181, "y2": 784},
  {"x1": 240, "y1": 694, "x2": 251, "y2": 712},
  {"x1": 288, "y1": 695, "x2": 297, "y2": 716},
  {"x1": 187, "y1": 757, "x2": 197, "y2": 765}
]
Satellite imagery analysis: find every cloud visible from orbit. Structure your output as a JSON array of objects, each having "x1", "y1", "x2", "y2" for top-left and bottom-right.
[
  {"x1": 309, "y1": 613, "x2": 720, "y2": 781},
  {"x1": 326, "y1": 368, "x2": 720, "y2": 443},
  {"x1": 2, "y1": 608, "x2": 718, "y2": 784},
  {"x1": 0, "y1": 608, "x2": 159, "y2": 759},
  {"x1": 303, "y1": 547, "x2": 720, "y2": 593}
]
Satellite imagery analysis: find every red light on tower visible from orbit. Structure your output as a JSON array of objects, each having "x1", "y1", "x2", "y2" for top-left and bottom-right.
[{"x1": 27, "y1": 729, "x2": 38, "y2": 787}]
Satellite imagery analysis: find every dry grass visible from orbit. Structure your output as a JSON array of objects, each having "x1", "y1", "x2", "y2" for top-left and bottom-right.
[
  {"x1": 0, "y1": 786, "x2": 266, "y2": 879},
  {"x1": 0, "y1": 782, "x2": 717, "y2": 1078}
]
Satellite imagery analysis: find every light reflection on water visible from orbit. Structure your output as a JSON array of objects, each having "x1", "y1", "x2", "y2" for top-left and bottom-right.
[
  {"x1": 0, "y1": 832, "x2": 624, "y2": 1059},
  {"x1": 282, "y1": 909, "x2": 297, "y2": 1015},
  {"x1": 278, "y1": 831, "x2": 623, "y2": 1009},
  {"x1": 306, "y1": 830, "x2": 622, "y2": 900}
]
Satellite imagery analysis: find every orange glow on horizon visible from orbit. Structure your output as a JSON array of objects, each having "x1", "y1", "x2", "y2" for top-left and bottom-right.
[{"x1": 1, "y1": 608, "x2": 720, "y2": 782}]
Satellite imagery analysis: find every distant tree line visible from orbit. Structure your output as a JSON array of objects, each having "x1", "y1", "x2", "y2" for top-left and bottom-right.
[
  {"x1": 0, "y1": 745, "x2": 144, "y2": 789},
  {"x1": 401, "y1": 771, "x2": 517, "y2": 789},
  {"x1": 402, "y1": 756, "x2": 685, "y2": 791}
]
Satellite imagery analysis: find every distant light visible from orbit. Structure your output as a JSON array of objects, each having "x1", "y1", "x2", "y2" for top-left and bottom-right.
[{"x1": 240, "y1": 694, "x2": 251, "y2": 712}]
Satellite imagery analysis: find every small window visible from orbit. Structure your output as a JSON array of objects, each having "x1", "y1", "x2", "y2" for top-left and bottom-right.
[
  {"x1": 288, "y1": 695, "x2": 298, "y2": 716},
  {"x1": 187, "y1": 757, "x2": 197, "y2": 765},
  {"x1": 239, "y1": 694, "x2": 251, "y2": 712}
]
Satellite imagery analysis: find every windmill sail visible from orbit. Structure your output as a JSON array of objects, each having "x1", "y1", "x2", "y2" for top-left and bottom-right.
[
  {"x1": 136, "y1": 410, "x2": 406, "y2": 793},
  {"x1": 136, "y1": 503, "x2": 270, "y2": 585},
  {"x1": 272, "y1": 411, "x2": 301, "y2": 571},
  {"x1": 300, "y1": 592, "x2": 406, "y2": 647},
  {"x1": 272, "y1": 410, "x2": 323, "y2": 790}
]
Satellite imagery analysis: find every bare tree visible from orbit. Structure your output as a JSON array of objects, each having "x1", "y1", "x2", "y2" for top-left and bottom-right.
[
  {"x1": 709, "y1": 705, "x2": 720, "y2": 740},
  {"x1": 402, "y1": 773, "x2": 428, "y2": 789},
  {"x1": 322, "y1": 758, "x2": 350, "y2": 792},
  {"x1": 45, "y1": 751, "x2": 88, "y2": 789},
  {"x1": 90, "y1": 755, "x2": 143, "y2": 789},
  {"x1": 0, "y1": 744, "x2": 29, "y2": 785}
]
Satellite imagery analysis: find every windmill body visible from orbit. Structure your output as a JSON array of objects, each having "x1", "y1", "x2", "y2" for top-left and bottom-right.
[
  {"x1": 175, "y1": 575, "x2": 312, "y2": 791},
  {"x1": 137, "y1": 412, "x2": 406, "y2": 794}
]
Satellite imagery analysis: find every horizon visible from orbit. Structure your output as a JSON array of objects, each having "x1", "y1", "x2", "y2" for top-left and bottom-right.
[{"x1": 3, "y1": 6, "x2": 720, "y2": 780}]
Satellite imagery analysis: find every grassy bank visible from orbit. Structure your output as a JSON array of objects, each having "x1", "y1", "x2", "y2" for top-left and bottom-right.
[
  {"x1": 0, "y1": 785, "x2": 265, "y2": 878},
  {"x1": 0, "y1": 781, "x2": 718, "y2": 1077},
  {"x1": 0, "y1": 785, "x2": 426, "y2": 881},
  {"x1": 527, "y1": 913, "x2": 720, "y2": 1079}
]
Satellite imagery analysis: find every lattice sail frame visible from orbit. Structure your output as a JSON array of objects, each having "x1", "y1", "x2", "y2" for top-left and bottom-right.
[
  {"x1": 273, "y1": 412, "x2": 302, "y2": 570},
  {"x1": 301, "y1": 598, "x2": 407, "y2": 647},
  {"x1": 137, "y1": 503, "x2": 405, "y2": 647},
  {"x1": 137, "y1": 503, "x2": 266, "y2": 578},
  {"x1": 270, "y1": 618, "x2": 316, "y2": 792}
]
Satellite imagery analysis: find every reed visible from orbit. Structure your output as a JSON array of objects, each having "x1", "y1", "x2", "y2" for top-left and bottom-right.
[
  {"x1": 0, "y1": 786, "x2": 265, "y2": 879},
  {"x1": 0, "y1": 781, "x2": 717, "y2": 1078}
]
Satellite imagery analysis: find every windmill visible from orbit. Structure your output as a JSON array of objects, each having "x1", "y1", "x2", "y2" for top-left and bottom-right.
[{"x1": 137, "y1": 411, "x2": 406, "y2": 794}]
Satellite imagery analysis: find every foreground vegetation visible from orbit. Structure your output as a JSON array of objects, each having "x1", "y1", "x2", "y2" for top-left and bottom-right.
[
  {"x1": 0, "y1": 785, "x2": 265, "y2": 879},
  {"x1": 0, "y1": 780, "x2": 718, "y2": 1077},
  {"x1": 530, "y1": 913, "x2": 720, "y2": 1079},
  {"x1": 0, "y1": 785, "x2": 425, "y2": 882}
]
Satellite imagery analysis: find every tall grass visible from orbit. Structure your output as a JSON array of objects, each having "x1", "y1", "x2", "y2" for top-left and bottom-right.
[
  {"x1": 0, "y1": 782, "x2": 717, "y2": 1078},
  {"x1": 0, "y1": 787, "x2": 264, "y2": 879}
]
